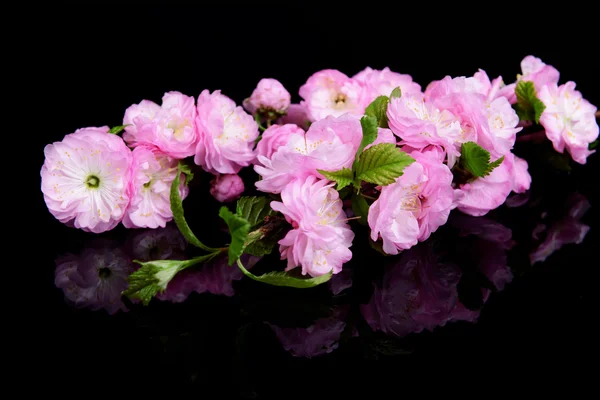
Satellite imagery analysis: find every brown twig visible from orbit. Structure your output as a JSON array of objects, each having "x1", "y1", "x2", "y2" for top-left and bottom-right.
[{"x1": 596, "y1": 110, "x2": 600, "y2": 118}]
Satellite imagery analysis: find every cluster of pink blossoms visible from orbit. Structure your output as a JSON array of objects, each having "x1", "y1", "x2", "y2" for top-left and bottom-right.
[{"x1": 41, "y1": 56, "x2": 598, "y2": 281}]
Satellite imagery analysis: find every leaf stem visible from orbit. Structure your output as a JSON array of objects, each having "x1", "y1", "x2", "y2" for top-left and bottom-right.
[
  {"x1": 254, "y1": 114, "x2": 268, "y2": 132},
  {"x1": 360, "y1": 193, "x2": 377, "y2": 201}
]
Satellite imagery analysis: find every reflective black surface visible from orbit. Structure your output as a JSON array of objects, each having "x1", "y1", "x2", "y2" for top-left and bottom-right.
[{"x1": 26, "y1": 4, "x2": 598, "y2": 397}]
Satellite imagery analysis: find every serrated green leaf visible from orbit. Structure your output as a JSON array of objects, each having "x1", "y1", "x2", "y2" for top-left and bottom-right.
[
  {"x1": 236, "y1": 196, "x2": 274, "y2": 229},
  {"x1": 170, "y1": 166, "x2": 220, "y2": 252},
  {"x1": 390, "y1": 87, "x2": 402, "y2": 99},
  {"x1": 236, "y1": 259, "x2": 332, "y2": 288},
  {"x1": 351, "y1": 193, "x2": 369, "y2": 226},
  {"x1": 108, "y1": 124, "x2": 130, "y2": 134},
  {"x1": 357, "y1": 116, "x2": 379, "y2": 155},
  {"x1": 515, "y1": 80, "x2": 546, "y2": 123},
  {"x1": 219, "y1": 207, "x2": 251, "y2": 265},
  {"x1": 459, "y1": 142, "x2": 504, "y2": 178},
  {"x1": 364, "y1": 96, "x2": 390, "y2": 128},
  {"x1": 317, "y1": 168, "x2": 354, "y2": 191},
  {"x1": 355, "y1": 143, "x2": 414, "y2": 185},
  {"x1": 178, "y1": 161, "x2": 194, "y2": 185},
  {"x1": 122, "y1": 254, "x2": 217, "y2": 305}
]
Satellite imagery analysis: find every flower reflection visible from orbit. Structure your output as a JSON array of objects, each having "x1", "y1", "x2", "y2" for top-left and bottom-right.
[
  {"x1": 54, "y1": 239, "x2": 134, "y2": 314},
  {"x1": 126, "y1": 223, "x2": 187, "y2": 262},
  {"x1": 529, "y1": 193, "x2": 591, "y2": 265},
  {"x1": 361, "y1": 214, "x2": 515, "y2": 338},
  {"x1": 267, "y1": 307, "x2": 349, "y2": 358},
  {"x1": 157, "y1": 254, "x2": 261, "y2": 302}
]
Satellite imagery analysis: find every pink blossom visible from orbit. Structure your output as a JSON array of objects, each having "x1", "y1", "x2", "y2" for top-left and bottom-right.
[
  {"x1": 123, "y1": 91, "x2": 198, "y2": 159},
  {"x1": 41, "y1": 127, "x2": 133, "y2": 233},
  {"x1": 538, "y1": 81, "x2": 598, "y2": 164},
  {"x1": 254, "y1": 114, "x2": 361, "y2": 194},
  {"x1": 255, "y1": 123, "x2": 305, "y2": 160},
  {"x1": 243, "y1": 78, "x2": 291, "y2": 114},
  {"x1": 455, "y1": 151, "x2": 527, "y2": 216},
  {"x1": 194, "y1": 90, "x2": 259, "y2": 174},
  {"x1": 270, "y1": 176, "x2": 354, "y2": 277},
  {"x1": 519, "y1": 55, "x2": 560, "y2": 92},
  {"x1": 209, "y1": 174, "x2": 245, "y2": 203},
  {"x1": 368, "y1": 148, "x2": 454, "y2": 252},
  {"x1": 54, "y1": 240, "x2": 134, "y2": 314},
  {"x1": 425, "y1": 73, "x2": 521, "y2": 158},
  {"x1": 123, "y1": 146, "x2": 188, "y2": 229},
  {"x1": 353, "y1": 66, "x2": 423, "y2": 103},
  {"x1": 360, "y1": 242, "x2": 461, "y2": 337},
  {"x1": 299, "y1": 69, "x2": 367, "y2": 122},
  {"x1": 386, "y1": 94, "x2": 463, "y2": 166},
  {"x1": 276, "y1": 103, "x2": 311, "y2": 130}
]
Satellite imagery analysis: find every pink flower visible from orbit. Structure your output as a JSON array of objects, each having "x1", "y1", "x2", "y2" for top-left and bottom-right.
[
  {"x1": 408, "y1": 148, "x2": 455, "y2": 241},
  {"x1": 122, "y1": 146, "x2": 188, "y2": 229},
  {"x1": 519, "y1": 55, "x2": 560, "y2": 92},
  {"x1": 368, "y1": 163, "x2": 423, "y2": 254},
  {"x1": 425, "y1": 73, "x2": 521, "y2": 158},
  {"x1": 123, "y1": 91, "x2": 198, "y2": 159},
  {"x1": 538, "y1": 81, "x2": 598, "y2": 164},
  {"x1": 41, "y1": 127, "x2": 133, "y2": 233},
  {"x1": 209, "y1": 174, "x2": 245, "y2": 203},
  {"x1": 243, "y1": 78, "x2": 291, "y2": 114},
  {"x1": 276, "y1": 103, "x2": 311, "y2": 130},
  {"x1": 255, "y1": 123, "x2": 305, "y2": 160},
  {"x1": 54, "y1": 240, "x2": 134, "y2": 314},
  {"x1": 254, "y1": 114, "x2": 361, "y2": 194},
  {"x1": 194, "y1": 90, "x2": 259, "y2": 174},
  {"x1": 270, "y1": 176, "x2": 354, "y2": 277},
  {"x1": 454, "y1": 151, "x2": 527, "y2": 216},
  {"x1": 386, "y1": 94, "x2": 463, "y2": 166},
  {"x1": 368, "y1": 148, "x2": 454, "y2": 253},
  {"x1": 360, "y1": 242, "x2": 461, "y2": 337},
  {"x1": 353, "y1": 66, "x2": 423, "y2": 103},
  {"x1": 299, "y1": 69, "x2": 368, "y2": 122}
]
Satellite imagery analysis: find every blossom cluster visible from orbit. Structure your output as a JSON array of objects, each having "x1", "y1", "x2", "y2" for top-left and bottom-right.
[{"x1": 41, "y1": 55, "x2": 598, "y2": 286}]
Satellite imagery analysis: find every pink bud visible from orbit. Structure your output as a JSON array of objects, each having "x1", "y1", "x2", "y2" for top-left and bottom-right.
[{"x1": 210, "y1": 174, "x2": 245, "y2": 203}]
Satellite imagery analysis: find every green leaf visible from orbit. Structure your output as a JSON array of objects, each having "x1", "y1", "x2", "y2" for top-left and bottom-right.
[
  {"x1": 236, "y1": 259, "x2": 332, "y2": 288},
  {"x1": 351, "y1": 193, "x2": 369, "y2": 226},
  {"x1": 589, "y1": 139, "x2": 599, "y2": 150},
  {"x1": 390, "y1": 87, "x2": 402, "y2": 99},
  {"x1": 316, "y1": 168, "x2": 354, "y2": 191},
  {"x1": 355, "y1": 143, "x2": 415, "y2": 186},
  {"x1": 364, "y1": 96, "x2": 390, "y2": 128},
  {"x1": 514, "y1": 80, "x2": 546, "y2": 123},
  {"x1": 243, "y1": 215, "x2": 287, "y2": 257},
  {"x1": 459, "y1": 142, "x2": 504, "y2": 178},
  {"x1": 178, "y1": 161, "x2": 194, "y2": 185},
  {"x1": 122, "y1": 254, "x2": 217, "y2": 305},
  {"x1": 236, "y1": 196, "x2": 274, "y2": 229},
  {"x1": 170, "y1": 167, "x2": 220, "y2": 252},
  {"x1": 108, "y1": 124, "x2": 130, "y2": 135},
  {"x1": 357, "y1": 116, "x2": 379, "y2": 155},
  {"x1": 219, "y1": 207, "x2": 251, "y2": 265}
]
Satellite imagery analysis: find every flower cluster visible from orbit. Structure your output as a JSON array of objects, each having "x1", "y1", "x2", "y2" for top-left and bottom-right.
[{"x1": 41, "y1": 55, "x2": 598, "y2": 298}]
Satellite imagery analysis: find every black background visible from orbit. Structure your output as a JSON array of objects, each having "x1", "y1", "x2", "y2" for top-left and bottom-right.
[{"x1": 21, "y1": 3, "x2": 598, "y2": 396}]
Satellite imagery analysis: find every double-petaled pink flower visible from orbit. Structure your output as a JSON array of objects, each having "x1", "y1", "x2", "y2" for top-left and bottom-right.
[
  {"x1": 271, "y1": 176, "x2": 354, "y2": 277},
  {"x1": 194, "y1": 89, "x2": 259, "y2": 175},
  {"x1": 123, "y1": 91, "x2": 198, "y2": 159},
  {"x1": 123, "y1": 146, "x2": 188, "y2": 229},
  {"x1": 299, "y1": 69, "x2": 368, "y2": 122},
  {"x1": 353, "y1": 66, "x2": 423, "y2": 103},
  {"x1": 41, "y1": 127, "x2": 133, "y2": 233}
]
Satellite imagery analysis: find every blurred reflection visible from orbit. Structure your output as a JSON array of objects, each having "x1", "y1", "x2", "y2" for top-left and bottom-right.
[
  {"x1": 267, "y1": 307, "x2": 349, "y2": 358},
  {"x1": 529, "y1": 193, "x2": 591, "y2": 265},
  {"x1": 361, "y1": 214, "x2": 515, "y2": 339},
  {"x1": 126, "y1": 224, "x2": 187, "y2": 262},
  {"x1": 54, "y1": 239, "x2": 134, "y2": 314},
  {"x1": 157, "y1": 254, "x2": 261, "y2": 302}
]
